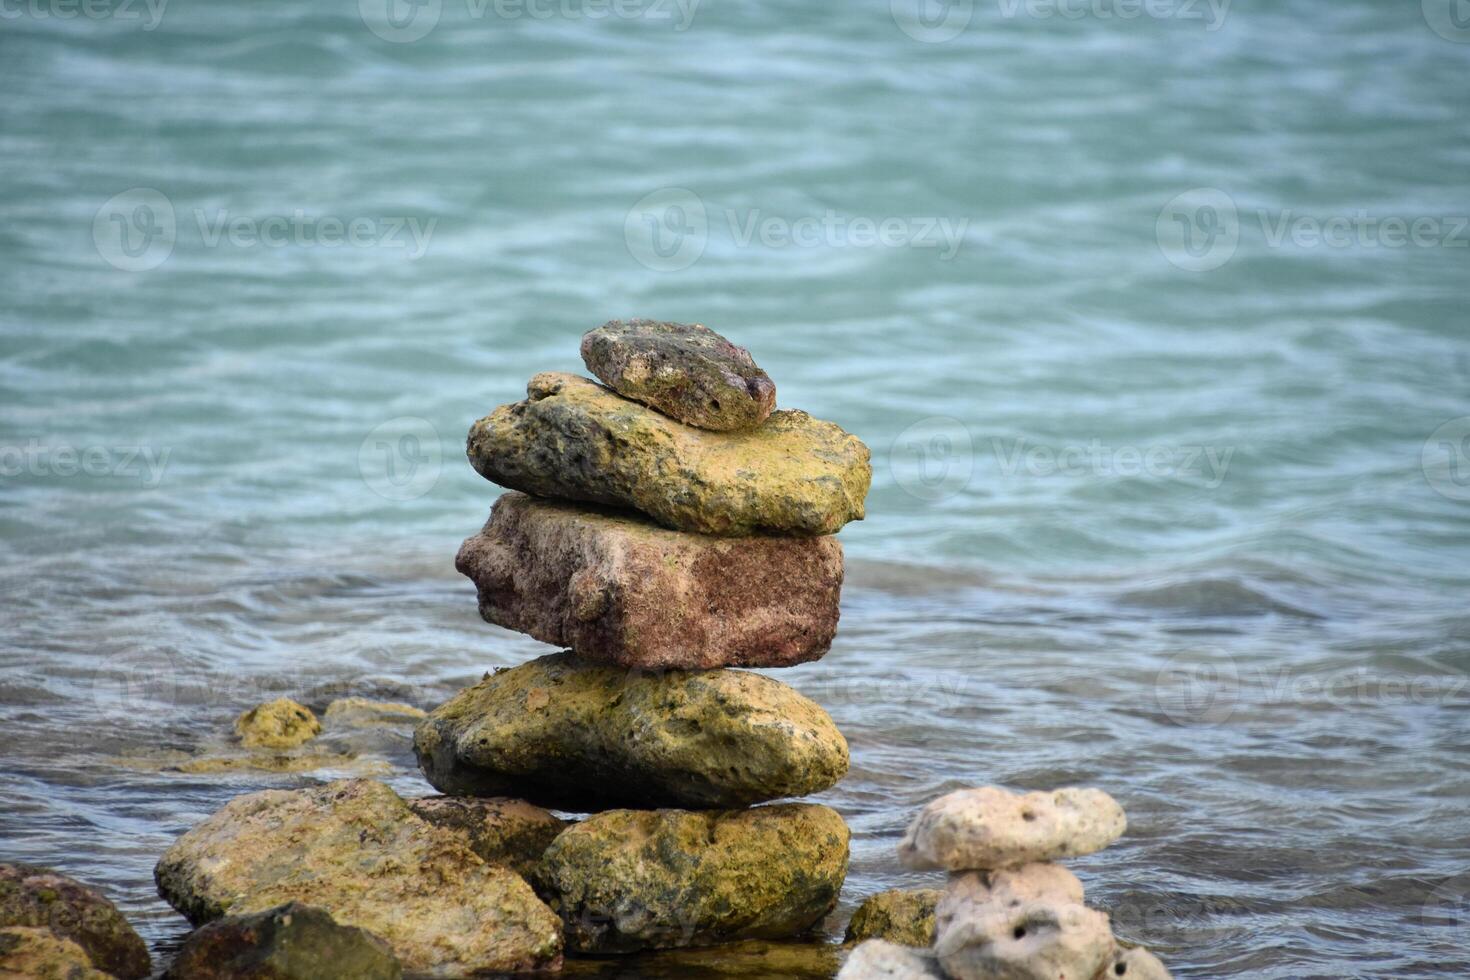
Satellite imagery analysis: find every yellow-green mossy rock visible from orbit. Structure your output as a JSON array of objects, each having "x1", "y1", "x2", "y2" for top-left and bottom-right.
[
  {"x1": 844, "y1": 889, "x2": 942, "y2": 947},
  {"x1": 467, "y1": 372, "x2": 870, "y2": 537},
  {"x1": 154, "y1": 780, "x2": 563, "y2": 976},
  {"x1": 406, "y1": 796, "x2": 567, "y2": 880},
  {"x1": 535, "y1": 805, "x2": 850, "y2": 954},
  {"x1": 233, "y1": 698, "x2": 321, "y2": 749},
  {"x1": 0, "y1": 926, "x2": 112, "y2": 980},
  {"x1": 413, "y1": 652, "x2": 849, "y2": 811}
]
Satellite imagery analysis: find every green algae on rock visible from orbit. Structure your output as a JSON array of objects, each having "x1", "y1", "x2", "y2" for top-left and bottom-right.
[
  {"x1": 580, "y1": 319, "x2": 777, "y2": 431},
  {"x1": 154, "y1": 779, "x2": 563, "y2": 976},
  {"x1": 0, "y1": 926, "x2": 113, "y2": 980},
  {"x1": 843, "y1": 889, "x2": 941, "y2": 947},
  {"x1": 413, "y1": 651, "x2": 849, "y2": 811},
  {"x1": 233, "y1": 698, "x2": 321, "y2": 749},
  {"x1": 406, "y1": 796, "x2": 566, "y2": 880},
  {"x1": 536, "y1": 805, "x2": 849, "y2": 953},
  {"x1": 0, "y1": 863, "x2": 150, "y2": 979},
  {"x1": 466, "y1": 373, "x2": 870, "y2": 537},
  {"x1": 456, "y1": 492, "x2": 843, "y2": 669},
  {"x1": 163, "y1": 903, "x2": 401, "y2": 980}
]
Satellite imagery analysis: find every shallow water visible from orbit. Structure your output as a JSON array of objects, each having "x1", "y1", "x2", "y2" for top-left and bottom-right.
[{"x1": 2, "y1": 0, "x2": 1469, "y2": 977}]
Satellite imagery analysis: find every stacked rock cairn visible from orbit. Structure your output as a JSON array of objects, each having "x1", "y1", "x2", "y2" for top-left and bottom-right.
[{"x1": 841, "y1": 786, "x2": 1172, "y2": 979}]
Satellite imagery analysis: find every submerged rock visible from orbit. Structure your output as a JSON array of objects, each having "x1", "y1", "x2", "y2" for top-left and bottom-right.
[
  {"x1": 837, "y1": 939, "x2": 946, "y2": 979},
  {"x1": 559, "y1": 939, "x2": 842, "y2": 979},
  {"x1": 899, "y1": 787, "x2": 1126, "y2": 871},
  {"x1": 535, "y1": 805, "x2": 849, "y2": 953},
  {"x1": 466, "y1": 372, "x2": 870, "y2": 537},
  {"x1": 163, "y1": 902, "x2": 401, "y2": 980},
  {"x1": 414, "y1": 651, "x2": 848, "y2": 811},
  {"x1": 0, "y1": 926, "x2": 112, "y2": 980},
  {"x1": 406, "y1": 796, "x2": 566, "y2": 880},
  {"x1": 580, "y1": 319, "x2": 776, "y2": 431},
  {"x1": 0, "y1": 863, "x2": 150, "y2": 979},
  {"x1": 321, "y1": 698, "x2": 425, "y2": 728},
  {"x1": 456, "y1": 492, "x2": 843, "y2": 669},
  {"x1": 843, "y1": 889, "x2": 941, "y2": 947},
  {"x1": 234, "y1": 699, "x2": 321, "y2": 749},
  {"x1": 934, "y1": 899, "x2": 1113, "y2": 980},
  {"x1": 154, "y1": 780, "x2": 562, "y2": 976},
  {"x1": 935, "y1": 864, "x2": 1085, "y2": 937}
]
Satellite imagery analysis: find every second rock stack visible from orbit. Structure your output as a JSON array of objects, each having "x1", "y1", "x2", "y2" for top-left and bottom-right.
[{"x1": 414, "y1": 319, "x2": 873, "y2": 955}]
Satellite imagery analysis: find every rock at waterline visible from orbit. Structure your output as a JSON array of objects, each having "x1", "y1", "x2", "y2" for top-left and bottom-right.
[
  {"x1": 535, "y1": 804, "x2": 849, "y2": 954},
  {"x1": 406, "y1": 796, "x2": 566, "y2": 880},
  {"x1": 233, "y1": 698, "x2": 321, "y2": 749},
  {"x1": 0, "y1": 926, "x2": 112, "y2": 980},
  {"x1": 933, "y1": 898, "x2": 1113, "y2": 980},
  {"x1": 0, "y1": 863, "x2": 150, "y2": 979},
  {"x1": 837, "y1": 939, "x2": 946, "y2": 979},
  {"x1": 843, "y1": 889, "x2": 942, "y2": 948},
  {"x1": 899, "y1": 786, "x2": 1126, "y2": 871},
  {"x1": 413, "y1": 651, "x2": 848, "y2": 810},
  {"x1": 154, "y1": 779, "x2": 562, "y2": 976},
  {"x1": 935, "y1": 863, "x2": 1086, "y2": 938},
  {"x1": 557, "y1": 939, "x2": 843, "y2": 979},
  {"x1": 580, "y1": 319, "x2": 777, "y2": 431},
  {"x1": 467, "y1": 372, "x2": 870, "y2": 537},
  {"x1": 320, "y1": 697, "x2": 425, "y2": 728},
  {"x1": 163, "y1": 902, "x2": 401, "y2": 980},
  {"x1": 456, "y1": 492, "x2": 843, "y2": 669}
]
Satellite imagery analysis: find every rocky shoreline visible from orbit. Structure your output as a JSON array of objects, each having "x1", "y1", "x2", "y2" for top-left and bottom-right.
[{"x1": 2, "y1": 321, "x2": 1171, "y2": 979}]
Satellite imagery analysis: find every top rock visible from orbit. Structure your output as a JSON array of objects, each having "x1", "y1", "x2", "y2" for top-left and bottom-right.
[{"x1": 581, "y1": 319, "x2": 776, "y2": 431}]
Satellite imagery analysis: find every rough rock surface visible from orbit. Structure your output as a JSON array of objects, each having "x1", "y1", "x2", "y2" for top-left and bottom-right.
[
  {"x1": 899, "y1": 787, "x2": 1126, "y2": 871},
  {"x1": 0, "y1": 863, "x2": 150, "y2": 979},
  {"x1": 580, "y1": 319, "x2": 777, "y2": 431},
  {"x1": 0, "y1": 926, "x2": 112, "y2": 980},
  {"x1": 558, "y1": 939, "x2": 842, "y2": 978},
  {"x1": 406, "y1": 796, "x2": 566, "y2": 879},
  {"x1": 1100, "y1": 945, "x2": 1173, "y2": 979},
  {"x1": 535, "y1": 805, "x2": 849, "y2": 953},
  {"x1": 935, "y1": 864, "x2": 1085, "y2": 937},
  {"x1": 466, "y1": 372, "x2": 870, "y2": 537},
  {"x1": 321, "y1": 698, "x2": 424, "y2": 728},
  {"x1": 456, "y1": 492, "x2": 843, "y2": 669},
  {"x1": 414, "y1": 651, "x2": 848, "y2": 810},
  {"x1": 162, "y1": 902, "x2": 401, "y2": 980},
  {"x1": 843, "y1": 889, "x2": 941, "y2": 947},
  {"x1": 837, "y1": 939, "x2": 946, "y2": 979},
  {"x1": 233, "y1": 699, "x2": 321, "y2": 749},
  {"x1": 154, "y1": 780, "x2": 562, "y2": 976},
  {"x1": 934, "y1": 899, "x2": 1113, "y2": 980}
]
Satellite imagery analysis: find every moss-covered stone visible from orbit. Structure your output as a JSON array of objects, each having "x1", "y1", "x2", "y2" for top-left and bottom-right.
[
  {"x1": 406, "y1": 796, "x2": 566, "y2": 880},
  {"x1": 233, "y1": 698, "x2": 321, "y2": 749},
  {"x1": 320, "y1": 698, "x2": 424, "y2": 728},
  {"x1": 413, "y1": 652, "x2": 849, "y2": 811},
  {"x1": 536, "y1": 805, "x2": 850, "y2": 953},
  {"x1": 0, "y1": 926, "x2": 112, "y2": 980},
  {"x1": 467, "y1": 373, "x2": 870, "y2": 537},
  {"x1": 0, "y1": 864, "x2": 149, "y2": 979},
  {"x1": 154, "y1": 780, "x2": 562, "y2": 976},
  {"x1": 163, "y1": 902, "x2": 401, "y2": 980},
  {"x1": 844, "y1": 889, "x2": 941, "y2": 947},
  {"x1": 580, "y1": 319, "x2": 776, "y2": 431},
  {"x1": 560, "y1": 939, "x2": 843, "y2": 978}
]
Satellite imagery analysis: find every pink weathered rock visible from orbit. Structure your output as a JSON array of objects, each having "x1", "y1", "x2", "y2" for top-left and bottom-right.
[{"x1": 455, "y1": 492, "x2": 843, "y2": 669}]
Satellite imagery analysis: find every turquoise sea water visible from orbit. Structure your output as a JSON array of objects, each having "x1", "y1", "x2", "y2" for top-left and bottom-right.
[{"x1": 2, "y1": 1, "x2": 1469, "y2": 976}]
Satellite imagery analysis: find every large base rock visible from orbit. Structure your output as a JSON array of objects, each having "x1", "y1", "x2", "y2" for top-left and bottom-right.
[
  {"x1": 535, "y1": 805, "x2": 849, "y2": 953},
  {"x1": 899, "y1": 787, "x2": 1126, "y2": 871},
  {"x1": 580, "y1": 319, "x2": 777, "y2": 431},
  {"x1": 413, "y1": 651, "x2": 848, "y2": 811},
  {"x1": 467, "y1": 372, "x2": 870, "y2": 536},
  {"x1": 163, "y1": 902, "x2": 401, "y2": 980},
  {"x1": 934, "y1": 899, "x2": 1113, "y2": 980},
  {"x1": 456, "y1": 493, "x2": 843, "y2": 669},
  {"x1": 0, "y1": 864, "x2": 150, "y2": 979},
  {"x1": 154, "y1": 780, "x2": 562, "y2": 976}
]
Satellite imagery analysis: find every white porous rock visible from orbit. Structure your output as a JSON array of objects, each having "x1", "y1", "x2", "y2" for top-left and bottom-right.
[
  {"x1": 935, "y1": 863, "x2": 1085, "y2": 937},
  {"x1": 838, "y1": 939, "x2": 946, "y2": 979},
  {"x1": 899, "y1": 786, "x2": 1126, "y2": 871},
  {"x1": 934, "y1": 898, "x2": 1114, "y2": 980},
  {"x1": 1098, "y1": 944, "x2": 1172, "y2": 979}
]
